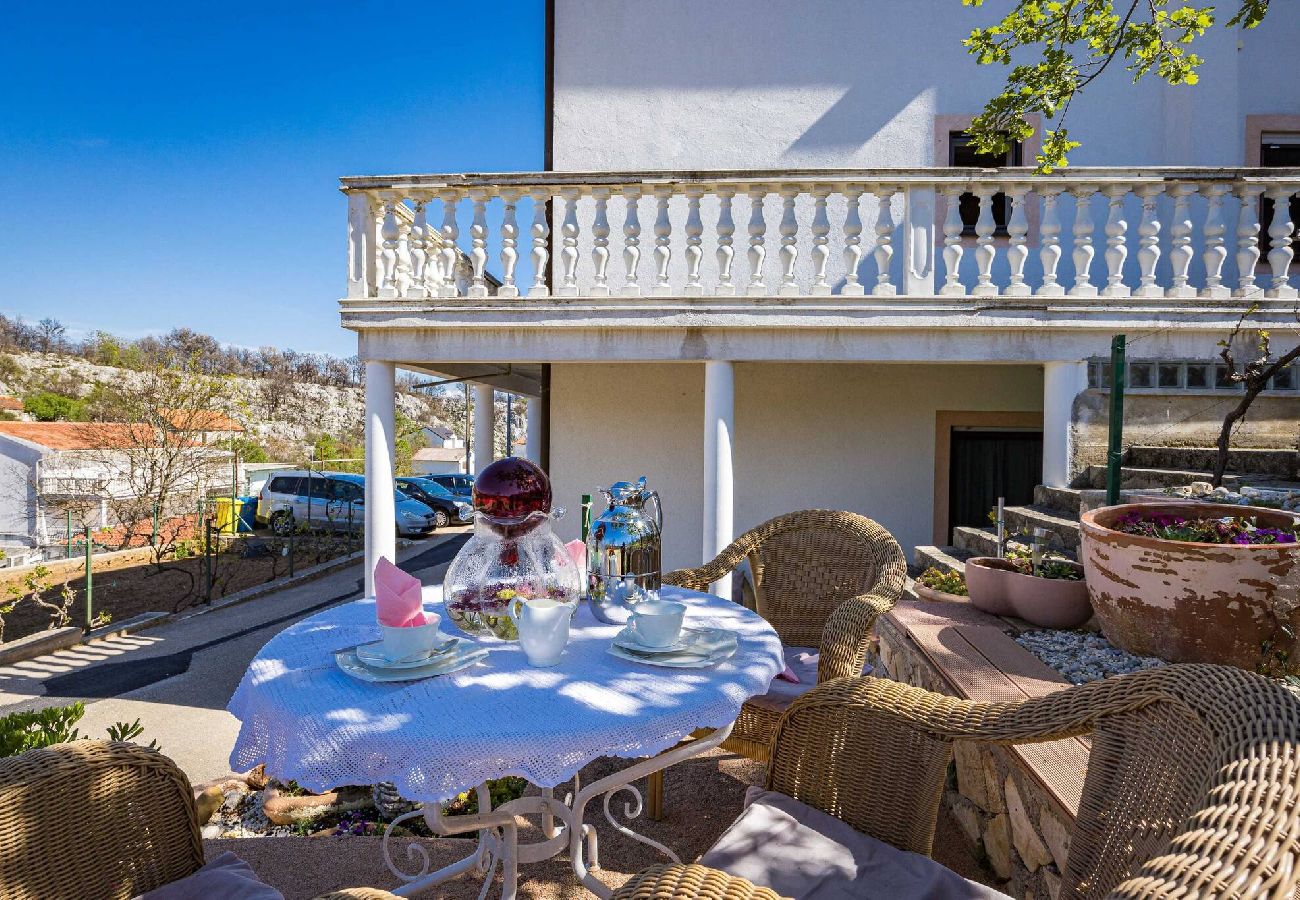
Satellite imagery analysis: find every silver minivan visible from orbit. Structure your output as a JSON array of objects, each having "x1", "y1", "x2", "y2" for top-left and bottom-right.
[{"x1": 255, "y1": 470, "x2": 438, "y2": 537}]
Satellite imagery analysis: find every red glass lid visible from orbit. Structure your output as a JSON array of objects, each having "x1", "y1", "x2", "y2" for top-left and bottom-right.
[{"x1": 473, "y1": 457, "x2": 553, "y2": 523}]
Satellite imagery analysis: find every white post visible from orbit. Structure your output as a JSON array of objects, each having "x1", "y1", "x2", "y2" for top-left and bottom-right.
[
  {"x1": 1042, "y1": 361, "x2": 1089, "y2": 489},
  {"x1": 473, "y1": 382, "x2": 496, "y2": 473},
  {"x1": 524, "y1": 397, "x2": 544, "y2": 464},
  {"x1": 364, "y1": 360, "x2": 397, "y2": 596},
  {"x1": 703, "y1": 361, "x2": 735, "y2": 598}
]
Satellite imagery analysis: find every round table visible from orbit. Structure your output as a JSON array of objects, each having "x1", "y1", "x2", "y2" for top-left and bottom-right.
[{"x1": 227, "y1": 584, "x2": 783, "y2": 899}]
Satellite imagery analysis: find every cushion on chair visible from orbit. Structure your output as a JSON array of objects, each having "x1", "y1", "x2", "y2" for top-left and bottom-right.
[
  {"x1": 700, "y1": 787, "x2": 1009, "y2": 900},
  {"x1": 136, "y1": 851, "x2": 284, "y2": 900},
  {"x1": 747, "y1": 647, "x2": 871, "y2": 714}
]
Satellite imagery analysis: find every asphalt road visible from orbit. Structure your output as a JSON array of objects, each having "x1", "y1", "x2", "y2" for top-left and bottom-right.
[{"x1": 0, "y1": 528, "x2": 470, "y2": 784}]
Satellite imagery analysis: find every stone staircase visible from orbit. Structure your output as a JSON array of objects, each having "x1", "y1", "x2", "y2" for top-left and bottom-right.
[{"x1": 913, "y1": 445, "x2": 1298, "y2": 577}]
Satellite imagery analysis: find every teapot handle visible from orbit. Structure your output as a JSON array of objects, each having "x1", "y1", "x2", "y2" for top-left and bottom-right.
[{"x1": 644, "y1": 490, "x2": 663, "y2": 531}]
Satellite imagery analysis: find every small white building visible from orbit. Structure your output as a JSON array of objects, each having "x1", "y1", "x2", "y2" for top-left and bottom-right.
[
  {"x1": 411, "y1": 446, "x2": 467, "y2": 475},
  {"x1": 420, "y1": 425, "x2": 464, "y2": 449}
]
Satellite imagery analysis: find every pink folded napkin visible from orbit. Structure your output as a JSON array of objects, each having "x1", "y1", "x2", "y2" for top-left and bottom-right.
[
  {"x1": 374, "y1": 557, "x2": 429, "y2": 627},
  {"x1": 564, "y1": 539, "x2": 587, "y2": 572},
  {"x1": 775, "y1": 665, "x2": 800, "y2": 684}
]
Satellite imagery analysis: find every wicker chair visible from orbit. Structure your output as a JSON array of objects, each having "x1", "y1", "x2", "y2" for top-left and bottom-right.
[
  {"x1": 0, "y1": 739, "x2": 393, "y2": 899},
  {"x1": 615, "y1": 664, "x2": 1300, "y2": 900},
  {"x1": 663, "y1": 509, "x2": 906, "y2": 763}
]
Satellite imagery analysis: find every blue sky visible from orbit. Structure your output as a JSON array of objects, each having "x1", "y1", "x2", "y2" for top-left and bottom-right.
[{"x1": 0, "y1": 0, "x2": 545, "y2": 357}]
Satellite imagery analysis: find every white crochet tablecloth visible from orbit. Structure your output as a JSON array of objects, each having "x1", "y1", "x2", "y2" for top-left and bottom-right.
[{"x1": 227, "y1": 585, "x2": 783, "y2": 803}]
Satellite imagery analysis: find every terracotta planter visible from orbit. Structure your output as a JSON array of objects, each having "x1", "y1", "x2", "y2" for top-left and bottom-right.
[
  {"x1": 965, "y1": 557, "x2": 1092, "y2": 629},
  {"x1": 1080, "y1": 502, "x2": 1300, "y2": 671},
  {"x1": 913, "y1": 583, "x2": 969, "y2": 604}
]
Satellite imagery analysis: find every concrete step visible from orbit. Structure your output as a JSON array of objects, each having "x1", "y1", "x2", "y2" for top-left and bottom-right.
[
  {"x1": 913, "y1": 544, "x2": 972, "y2": 575},
  {"x1": 1125, "y1": 446, "x2": 1298, "y2": 480},
  {"x1": 1032, "y1": 484, "x2": 1083, "y2": 517},
  {"x1": 1076, "y1": 465, "x2": 1243, "y2": 491},
  {"x1": 952, "y1": 525, "x2": 1000, "y2": 558},
  {"x1": 1004, "y1": 504, "x2": 1081, "y2": 552}
]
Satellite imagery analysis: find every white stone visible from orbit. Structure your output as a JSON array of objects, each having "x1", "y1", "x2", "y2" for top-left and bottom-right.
[
  {"x1": 1006, "y1": 776, "x2": 1053, "y2": 872},
  {"x1": 1042, "y1": 869, "x2": 1063, "y2": 900},
  {"x1": 1040, "y1": 807, "x2": 1071, "y2": 872},
  {"x1": 983, "y1": 813, "x2": 1014, "y2": 881},
  {"x1": 953, "y1": 741, "x2": 991, "y2": 811}
]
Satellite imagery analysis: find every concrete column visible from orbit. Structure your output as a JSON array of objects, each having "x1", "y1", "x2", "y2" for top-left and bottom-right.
[
  {"x1": 1042, "y1": 361, "x2": 1089, "y2": 488},
  {"x1": 524, "y1": 396, "x2": 544, "y2": 464},
  {"x1": 703, "y1": 361, "x2": 735, "y2": 597},
  {"x1": 473, "y1": 383, "x2": 496, "y2": 474},
  {"x1": 364, "y1": 360, "x2": 397, "y2": 596}
]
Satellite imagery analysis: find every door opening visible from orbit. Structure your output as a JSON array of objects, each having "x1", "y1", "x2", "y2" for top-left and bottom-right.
[{"x1": 946, "y1": 429, "x2": 1043, "y2": 543}]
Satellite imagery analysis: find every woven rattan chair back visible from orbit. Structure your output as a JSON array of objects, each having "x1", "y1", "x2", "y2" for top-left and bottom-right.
[
  {"x1": 736, "y1": 510, "x2": 903, "y2": 647},
  {"x1": 0, "y1": 740, "x2": 205, "y2": 899}
]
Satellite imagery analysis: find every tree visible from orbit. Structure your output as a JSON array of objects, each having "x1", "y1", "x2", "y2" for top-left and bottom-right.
[
  {"x1": 23, "y1": 392, "x2": 86, "y2": 422},
  {"x1": 963, "y1": 0, "x2": 1271, "y2": 171},
  {"x1": 35, "y1": 318, "x2": 67, "y2": 353}
]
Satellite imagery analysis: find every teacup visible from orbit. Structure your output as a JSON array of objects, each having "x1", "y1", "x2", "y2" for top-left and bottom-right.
[
  {"x1": 380, "y1": 613, "x2": 442, "y2": 663},
  {"x1": 510, "y1": 597, "x2": 577, "y2": 667},
  {"x1": 629, "y1": 599, "x2": 686, "y2": 648}
]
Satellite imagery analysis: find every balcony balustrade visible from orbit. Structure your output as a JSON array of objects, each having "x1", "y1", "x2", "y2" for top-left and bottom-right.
[{"x1": 341, "y1": 168, "x2": 1300, "y2": 305}]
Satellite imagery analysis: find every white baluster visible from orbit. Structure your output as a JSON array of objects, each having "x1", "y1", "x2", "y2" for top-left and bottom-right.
[
  {"x1": 527, "y1": 189, "x2": 550, "y2": 298},
  {"x1": 1234, "y1": 184, "x2": 1264, "y2": 297},
  {"x1": 1133, "y1": 185, "x2": 1164, "y2": 298},
  {"x1": 1266, "y1": 185, "x2": 1298, "y2": 299},
  {"x1": 683, "y1": 187, "x2": 704, "y2": 296},
  {"x1": 438, "y1": 190, "x2": 460, "y2": 298},
  {"x1": 1166, "y1": 183, "x2": 1197, "y2": 299},
  {"x1": 559, "y1": 188, "x2": 580, "y2": 297},
  {"x1": 842, "y1": 187, "x2": 866, "y2": 296},
  {"x1": 746, "y1": 186, "x2": 768, "y2": 296},
  {"x1": 498, "y1": 190, "x2": 520, "y2": 298},
  {"x1": 809, "y1": 187, "x2": 831, "y2": 296},
  {"x1": 972, "y1": 187, "x2": 998, "y2": 297},
  {"x1": 652, "y1": 186, "x2": 673, "y2": 296},
  {"x1": 715, "y1": 188, "x2": 736, "y2": 296},
  {"x1": 1200, "y1": 183, "x2": 1230, "y2": 299},
  {"x1": 467, "y1": 190, "x2": 489, "y2": 298},
  {"x1": 1004, "y1": 184, "x2": 1030, "y2": 297},
  {"x1": 1036, "y1": 186, "x2": 1065, "y2": 297},
  {"x1": 872, "y1": 186, "x2": 896, "y2": 296},
  {"x1": 622, "y1": 186, "x2": 642, "y2": 296},
  {"x1": 378, "y1": 194, "x2": 400, "y2": 298},
  {"x1": 590, "y1": 187, "x2": 611, "y2": 296},
  {"x1": 395, "y1": 211, "x2": 413, "y2": 296},
  {"x1": 1100, "y1": 186, "x2": 1130, "y2": 298},
  {"x1": 776, "y1": 186, "x2": 800, "y2": 296},
  {"x1": 1069, "y1": 186, "x2": 1098, "y2": 297},
  {"x1": 407, "y1": 194, "x2": 429, "y2": 299},
  {"x1": 939, "y1": 186, "x2": 966, "y2": 297},
  {"x1": 347, "y1": 191, "x2": 375, "y2": 298}
]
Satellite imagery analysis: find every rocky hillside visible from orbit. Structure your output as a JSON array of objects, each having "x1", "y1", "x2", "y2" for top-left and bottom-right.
[{"x1": 0, "y1": 351, "x2": 456, "y2": 460}]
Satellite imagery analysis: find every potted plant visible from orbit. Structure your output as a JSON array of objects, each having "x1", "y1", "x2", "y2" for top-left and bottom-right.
[
  {"x1": 1080, "y1": 502, "x2": 1300, "y2": 673},
  {"x1": 965, "y1": 548, "x2": 1092, "y2": 629},
  {"x1": 913, "y1": 567, "x2": 968, "y2": 603}
]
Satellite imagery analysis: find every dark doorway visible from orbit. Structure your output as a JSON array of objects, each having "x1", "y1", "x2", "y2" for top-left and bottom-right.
[{"x1": 947, "y1": 429, "x2": 1043, "y2": 542}]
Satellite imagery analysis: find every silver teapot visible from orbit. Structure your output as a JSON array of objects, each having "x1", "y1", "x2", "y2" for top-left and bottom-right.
[{"x1": 586, "y1": 477, "x2": 663, "y2": 624}]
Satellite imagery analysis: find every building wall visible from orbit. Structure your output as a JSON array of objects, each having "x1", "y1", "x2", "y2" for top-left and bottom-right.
[
  {"x1": 0, "y1": 437, "x2": 40, "y2": 543},
  {"x1": 550, "y1": 362, "x2": 1043, "y2": 567}
]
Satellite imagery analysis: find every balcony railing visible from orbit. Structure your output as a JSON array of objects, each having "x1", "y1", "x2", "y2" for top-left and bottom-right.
[{"x1": 340, "y1": 168, "x2": 1300, "y2": 303}]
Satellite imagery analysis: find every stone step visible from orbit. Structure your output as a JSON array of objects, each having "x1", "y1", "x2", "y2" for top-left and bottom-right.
[
  {"x1": 1076, "y1": 465, "x2": 1243, "y2": 491},
  {"x1": 913, "y1": 544, "x2": 972, "y2": 575},
  {"x1": 1125, "y1": 446, "x2": 1298, "y2": 480},
  {"x1": 952, "y1": 525, "x2": 1000, "y2": 558},
  {"x1": 1032, "y1": 484, "x2": 1083, "y2": 517},
  {"x1": 1004, "y1": 504, "x2": 1082, "y2": 552}
]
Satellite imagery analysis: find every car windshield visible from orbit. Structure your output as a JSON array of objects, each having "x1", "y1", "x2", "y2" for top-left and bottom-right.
[{"x1": 406, "y1": 479, "x2": 454, "y2": 498}]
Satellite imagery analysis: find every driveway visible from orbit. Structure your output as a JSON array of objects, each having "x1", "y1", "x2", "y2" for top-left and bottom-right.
[{"x1": 0, "y1": 528, "x2": 470, "y2": 784}]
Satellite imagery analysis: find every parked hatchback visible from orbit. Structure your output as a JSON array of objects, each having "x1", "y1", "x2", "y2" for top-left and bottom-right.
[
  {"x1": 396, "y1": 477, "x2": 473, "y2": 529},
  {"x1": 256, "y1": 470, "x2": 438, "y2": 537}
]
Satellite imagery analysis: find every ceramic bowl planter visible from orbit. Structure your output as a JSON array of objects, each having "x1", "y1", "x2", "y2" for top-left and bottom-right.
[
  {"x1": 964, "y1": 557, "x2": 1092, "y2": 629},
  {"x1": 913, "y1": 567, "x2": 969, "y2": 604},
  {"x1": 913, "y1": 583, "x2": 968, "y2": 604},
  {"x1": 1080, "y1": 502, "x2": 1300, "y2": 672}
]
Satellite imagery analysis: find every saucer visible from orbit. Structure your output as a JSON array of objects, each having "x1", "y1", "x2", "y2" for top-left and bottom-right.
[
  {"x1": 355, "y1": 635, "x2": 459, "y2": 669},
  {"x1": 612, "y1": 627, "x2": 691, "y2": 654},
  {"x1": 336, "y1": 644, "x2": 488, "y2": 683},
  {"x1": 606, "y1": 636, "x2": 737, "y2": 669}
]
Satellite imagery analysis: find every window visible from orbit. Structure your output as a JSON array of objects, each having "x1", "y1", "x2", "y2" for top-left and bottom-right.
[
  {"x1": 1129, "y1": 362, "x2": 1154, "y2": 389},
  {"x1": 268, "y1": 476, "x2": 302, "y2": 495},
  {"x1": 1260, "y1": 133, "x2": 1300, "y2": 256},
  {"x1": 1158, "y1": 363, "x2": 1182, "y2": 388},
  {"x1": 1186, "y1": 365, "x2": 1210, "y2": 389},
  {"x1": 1273, "y1": 366, "x2": 1296, "y2": 391},
  {"x1": 949, "y1": 131, "x2": 1022, "y2": 237},
  {"x1": 1087, "y1": 359, "x2": 1298, "y2": 394}
]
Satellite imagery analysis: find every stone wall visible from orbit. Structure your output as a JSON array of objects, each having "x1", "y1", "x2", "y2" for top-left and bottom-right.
[{"x1": 870, "y1": 615, "x2": 1075, "y2": 900}]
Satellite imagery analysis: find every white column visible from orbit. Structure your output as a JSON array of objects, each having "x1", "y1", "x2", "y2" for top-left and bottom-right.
[
  {"x1": 473, "y1": 382, "x2": 496, "y2": 473},
  {"x1": 364, "y1": 360, "x2": 397, "y2": 597},
  {"x1": 524, "y1": 396, "x2": 544, "y2": 464},
  {"x1": 703, "y1": 361, "x2": 735, "y2": 597},
  {"x1": 1042, "y1": 361, "x2": 1089, "y2": 489}
]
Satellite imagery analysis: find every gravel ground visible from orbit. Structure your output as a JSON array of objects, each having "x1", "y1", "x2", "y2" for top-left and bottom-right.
[
  {"x1": 211, "y1": 747, "x2": 993, "y2": 899},
  {"x1": 1015, "y1": 630, "x2": 1164, "y2": 685}
]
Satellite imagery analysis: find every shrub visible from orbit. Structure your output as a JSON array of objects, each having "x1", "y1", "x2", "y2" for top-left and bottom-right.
[
  {"x1": 1114, "y1": 512, "x2": 1297, "y2": 545},
  {"x1": 917, "y1": 567, "x2": 967, "y2": 596},
  {"x1": 0, "y1": 702, "x2": 154, "y2": 758},
  {"x1": 23, "y1": 391, "x2": 86, "y2": 422}
]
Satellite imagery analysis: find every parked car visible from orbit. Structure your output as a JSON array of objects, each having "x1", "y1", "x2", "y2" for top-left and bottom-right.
[
  {"x1": 396, "y1": 476, "x2": 474, "y2": 529},
  {"x1": 427, "y1": 473, "x2": 474, "y2": 500},
  {"x1": 256, "y1": 470, "x2": 439, "y2": 537}
]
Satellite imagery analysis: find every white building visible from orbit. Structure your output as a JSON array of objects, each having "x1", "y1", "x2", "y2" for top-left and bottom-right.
[
  {"x1": 342, "y1": 1, "x2": 1300, "y2": 593},
  {"x1": 411, "y1": 446, "x2": 467, "y2": 476}
]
